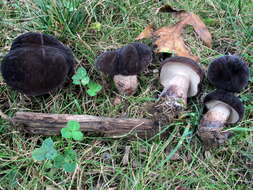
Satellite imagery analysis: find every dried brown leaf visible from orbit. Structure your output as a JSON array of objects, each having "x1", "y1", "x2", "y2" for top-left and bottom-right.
[
  {"x1": 174, "y1": 12, "x2": 212, "y2": 48},
  {"x1": 136, "y1": 10, "x2": 212, "y2": 62},
  {"x1": 153, "y1": 24, "x2": 199, "y2": 61},
  {"x1": 135, "y1": 24, "x2": 154, "y2": 40}
]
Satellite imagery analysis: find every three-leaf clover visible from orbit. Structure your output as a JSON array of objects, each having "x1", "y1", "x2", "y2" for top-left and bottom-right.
[
  {"x1": 61, "y1": 120, "x2": 84, "y2": 141},
  {"x1": 72, "y1": 67, "x2": 102, "y2": 96},
  {"x1": 87, "y1": 81, "x2": 102, "y2": 96},
  {"x1": 54, "y1": 149, "x2": 77, "y2": 172},
  {"x1": 72, "y1": 67, "x2": 90, "y2": 86},
  {"x1": 32, "y1": 138, "x2": 58, "y2": 161}
]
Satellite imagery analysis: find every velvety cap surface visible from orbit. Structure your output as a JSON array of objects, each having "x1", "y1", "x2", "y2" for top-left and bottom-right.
[
  {"x1": 207, "y1": 55, "x2": 249, "y2": 92},
  {"x1": 1, "y1": 32, "x2": 77, "y2": 96},
  {"x1": 95, "y1": 42, "x2": 152, "y2": 76}
]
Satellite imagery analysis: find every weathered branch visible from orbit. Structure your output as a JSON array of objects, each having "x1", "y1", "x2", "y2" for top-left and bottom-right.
[{"x1": 13, "y1": 112, "x2": 158, "y2": 138}]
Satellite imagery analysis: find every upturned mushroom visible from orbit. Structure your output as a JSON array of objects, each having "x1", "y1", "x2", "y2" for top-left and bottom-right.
[
  {"x1": 1, "y1": 32, "x2": 77, "y2": 96},
  {"x1": 153, "y1": 56, "x2": 204, "y2": 122},
  {"x1": 208, "y1": 55, "x2": 249, "y2": 92},
  {"x1": 197, "y1": 89, "x2": 244, "y2": 146},
  {"x1": 95, "y1": 42, "x2": 152, "y2": 95}
]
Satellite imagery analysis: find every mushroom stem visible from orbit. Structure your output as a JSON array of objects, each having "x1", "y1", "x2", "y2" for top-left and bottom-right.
[
  {"x1": 198, "y1": 103, "x2": 231, "y2": 146},
  {"x1": 113, "y1": 74, "x2": 138, "y2": 96},
  {"x1": 160, "y1": 74, "x2": 190, "y2": 104},
  {"x1": 152, "y1": 74, "x2": 190, "y2": 123}
]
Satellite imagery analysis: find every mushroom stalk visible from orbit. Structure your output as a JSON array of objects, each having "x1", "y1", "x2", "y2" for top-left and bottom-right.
[
  {"x1": 113, "y1": 74, "x2": 138, "y2": 95},
  {"x1": 160, "y1": 74, "x2": 190, "y2": 104},
  {"x1": 198, "y1": 103, "x2": 231, "y2": 146}
]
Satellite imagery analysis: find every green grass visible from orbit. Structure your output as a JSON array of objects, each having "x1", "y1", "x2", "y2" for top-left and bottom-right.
[{"x1": 0, "y1": 0, "x2": 253, "y2": 189}]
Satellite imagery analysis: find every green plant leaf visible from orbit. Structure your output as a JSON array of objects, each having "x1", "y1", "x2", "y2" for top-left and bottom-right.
[
  {"x1": 88, "y1": 81, "x2": 102, "y2": 92},
  {"x1": 61, "y1": 128, "x2": 72, "y2": 139},
  {"x1": 86, "y1": 89, "x2": 97, "y2": 96},
  {"x1": 32, "y1": 148, "x2": 46, "y2": 161},
  {"x1": 72, "y1": 67, "x2": 89, "y2": 86},
  {"x1": 61, "y1": 120, "x2": 84, "y2": 141},
  {"x1": 32, "y1": 138, "x2": 57, "y2": 161},
  {"x1": 67, "y1": 120, "x2": 80, "y2": 131},
  {"x1": 63, "y1": 162, "x2": 76, "y2": 172},
  {"x1": 64, "y1": 149, "x2": 77, "y2": 160},
  {"x1": 54, "y1": 154, "x2": 65, "y2": 169},
  {"x1": 81, "y1": 76, "x2": 90, "y2": 86},
  {"x1": 76, "y1": 67, "x2": 87, "y2": 78},
  {"x1": 72, "y1": 131, "x2": 84, "y2": 141}
]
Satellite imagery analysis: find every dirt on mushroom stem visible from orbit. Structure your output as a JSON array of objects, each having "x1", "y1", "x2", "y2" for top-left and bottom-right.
[
  {"x1": 152, "y1": 95, "x2": 186, "y2": 125},
  {"x1": 197, "y1": 103, "x2": 232, "y2": 147}
]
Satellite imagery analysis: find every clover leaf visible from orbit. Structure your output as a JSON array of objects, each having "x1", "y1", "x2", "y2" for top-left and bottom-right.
[
  {"x1": 61, "y1": 120, "x2": 84, "y2": 141},
  {"x1": 32, "y1": 138, "x2": 58, "y2": 161},
  {"x1": 72, "y1": 67, "x2": 89, "y2": 85},
  {"x1": 87, "y1": 81, "x2": 102, "y2": 96},
  {"x1": 54, "y1": 149, "x2": 77, "y2": 172}
]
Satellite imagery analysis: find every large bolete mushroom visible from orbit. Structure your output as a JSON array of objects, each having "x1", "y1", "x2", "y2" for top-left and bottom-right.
[
  {"x1": 153, "y1": 56, "x2": 204, "y2": 123},
  {"x1": 95, "y1": 42, "x2": 152, "y2": 95},
  {"x1": 197, "y1": 89, "x2": 244, "y2": 146},
  {"x1": 208, "y1": 55, "x2": 249, "y2": 92},
  {"x1": 1, "y1": 32, "x2": 77, "y2": 96}
]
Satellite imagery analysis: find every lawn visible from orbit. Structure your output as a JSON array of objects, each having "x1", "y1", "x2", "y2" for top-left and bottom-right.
[{"x1": 0, "y1": 0, "x2": 253, "y2": 189}]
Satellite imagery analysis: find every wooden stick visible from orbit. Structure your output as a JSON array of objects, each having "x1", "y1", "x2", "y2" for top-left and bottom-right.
[{"x1": 13, "y1": 112, "x2": 158, "y2": 138}]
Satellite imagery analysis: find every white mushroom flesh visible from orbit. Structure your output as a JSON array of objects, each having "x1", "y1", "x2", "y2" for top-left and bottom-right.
[
  {"x1": 160, "y1": 62, "x2": 201, "y2": 97},
  {"x1": 205, "y1": 100, "x2": 239, "y2": 123}
]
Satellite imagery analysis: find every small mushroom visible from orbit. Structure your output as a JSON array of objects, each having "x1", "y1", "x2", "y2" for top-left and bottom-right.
[
  {"x1": 1, "y1": 32, "x2": 77, "y2": 96},
  {"x1": 208, "y1": 55, "x2": 249, "y2": 92},
  {"x1": 95, "y1": 42, "x2": 152, "y2": 95},
  {"x1": 153, "y1": 56, "x2": 204, "y2": 123},
  {"x1": 197, "y1": 89, "x2": 244, "y2": 146}
]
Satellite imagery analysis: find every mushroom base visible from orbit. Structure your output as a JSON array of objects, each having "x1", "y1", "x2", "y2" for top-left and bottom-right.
[
  {"x1": 152, "y1": 95, "x2": 186, "y2": 124},
  {"x1": 197, "y1": 127, "x2": 231, "y2": 147},
  {"x1": 197, "y1": 103, "x2": 231, "y2": 147}
]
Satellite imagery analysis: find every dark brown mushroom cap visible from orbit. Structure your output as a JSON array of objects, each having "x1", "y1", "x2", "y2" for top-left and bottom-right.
[
  {"x1": 95, "y1": 42, "x2": 152, "y2": 76},
  {"x1": 1, "y1": 47, "x2": 70, "y2": 96},
  {"x1": 95, "y1": 50, "x2": 119, "y2": 76},
  {"x1": 207, "y1": 55, "x2": 249, "y2": 92},
  {"x1": 1, "y1": 32, "x2": 77, "y2": 96},
  {"x1": 11, "y1": 32, "x2": 68, "y2": 52},
  {"x1": 204, "y1": 89, "x2": 244, "y2": 123},
  {"x1": 161, "y1": 56, "x2": 205, "y2": 81}
]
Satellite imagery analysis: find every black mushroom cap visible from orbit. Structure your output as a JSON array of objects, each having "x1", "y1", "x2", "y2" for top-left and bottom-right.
[
  {"x1": 0, "y1": 32, "x2": 77, "y2": 96},
  {"x1": 95, "y1": 50, "x2": 119, "y2": 76},
  {"x1": 203, "y1": 89, "x2": 244, "y2": 123},
  {"x1": 95, "y1": 42, "x2": 152, "y2": 76},
  {"x1": 207, "y1": 55, "x2": 249, "y2": 92}
]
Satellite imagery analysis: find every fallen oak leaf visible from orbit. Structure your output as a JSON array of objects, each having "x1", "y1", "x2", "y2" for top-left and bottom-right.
[
  {"x1": 174, "y1": 11, "x2": 212, "y2": 48},
  {"x1": 136, "y1": 24, "x2": 154, "y2": 40},
  {"x1": 153, "y1": 23, "x2": 199, "y2": 61},
  {"x1": 136, "y1": 11, "x2": 212, "y2": 62}
]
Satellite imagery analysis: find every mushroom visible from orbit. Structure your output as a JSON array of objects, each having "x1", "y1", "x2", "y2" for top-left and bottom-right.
[
  {"x1": 197, "y1": 89, "x2": 244, "y2": 146},
  {"x1": 208, "y1": 55, "x2": 249, "y2": 92},
  {"x1": 1, "y1": 32, "x2": 77, "y2": 96},
  {"x1": 95, "y1": 42, "x2": 152, "y2": 95},
  {"x1": 153, "y1": 56, "x2": 204, "y2": 122}
]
